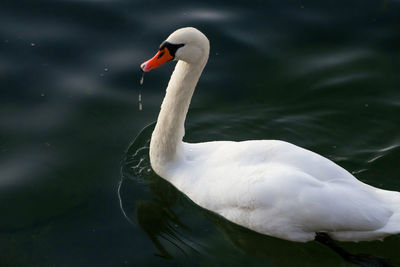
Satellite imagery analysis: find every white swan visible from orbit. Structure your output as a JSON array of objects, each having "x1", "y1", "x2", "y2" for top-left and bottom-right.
[{"x1": 140, "y1": 27, "x2": 400, "y2": 242}]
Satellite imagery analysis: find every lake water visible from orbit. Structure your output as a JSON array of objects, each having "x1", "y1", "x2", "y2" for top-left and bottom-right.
[{"x1": 1, "y1": 0, "x2": 400, "y2": 266}]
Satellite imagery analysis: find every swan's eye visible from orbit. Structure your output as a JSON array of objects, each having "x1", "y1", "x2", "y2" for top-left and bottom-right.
[
  {"x1": 159, "y1": 41, "x2": 185, "y2": 58},
  {"x1": 159, "y1": 41, "x2": 167, "y2": 50}
]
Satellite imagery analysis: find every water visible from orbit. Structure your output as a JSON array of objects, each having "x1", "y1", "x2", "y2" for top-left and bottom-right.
[{"x1": 1, "y1": 0, "x2": 400, "y2": 266}]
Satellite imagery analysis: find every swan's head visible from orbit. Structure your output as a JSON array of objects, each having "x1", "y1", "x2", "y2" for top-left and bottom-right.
[{"x1": 140, "y1": 27, "x2": 209, "y2": 72}]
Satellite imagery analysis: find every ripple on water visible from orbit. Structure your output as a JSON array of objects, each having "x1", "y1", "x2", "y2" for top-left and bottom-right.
[
  {"x1": 366, "y1": 142, "x2": 400, "y2": 164},
  {"x1": 134, "y1": 7, "x2": 235, "y2": 33},
  {"x1": 292, "y1": 49, "x2": 374, "y2": 76},
  {"x1": 310, "y1": 72, "x2": 377, "y2": 91}
]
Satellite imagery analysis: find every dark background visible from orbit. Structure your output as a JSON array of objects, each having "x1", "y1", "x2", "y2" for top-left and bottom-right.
[{"x1": 1, "y1": 0, "x2": 400, "y2": 266}]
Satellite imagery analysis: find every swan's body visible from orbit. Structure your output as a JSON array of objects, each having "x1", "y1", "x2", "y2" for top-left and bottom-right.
[{"x1": 141, "y1": 27, "x2": 400, "y2": 242}]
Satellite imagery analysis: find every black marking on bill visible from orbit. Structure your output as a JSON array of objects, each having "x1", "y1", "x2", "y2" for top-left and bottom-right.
[
  {"x1": 157, "y1": 51, "x2": 165, "y2": 59},
  {"x1": 159, "y1": 41, "x2": 185, "y2": 58}
]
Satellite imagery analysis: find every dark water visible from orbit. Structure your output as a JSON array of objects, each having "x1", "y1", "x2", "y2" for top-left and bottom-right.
[{"x1": 1, "y1": 0, "x2": 400, "y2": 266}]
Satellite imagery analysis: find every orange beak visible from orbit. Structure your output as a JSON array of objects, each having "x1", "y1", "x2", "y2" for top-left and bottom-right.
[{"x1": 140, "y1": 48, "x2": 173, "y2": 72}]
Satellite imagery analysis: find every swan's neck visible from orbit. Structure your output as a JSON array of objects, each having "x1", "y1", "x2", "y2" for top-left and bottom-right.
[{"x1": 150, "y1": 57, "x2": 208, "y2": 173}]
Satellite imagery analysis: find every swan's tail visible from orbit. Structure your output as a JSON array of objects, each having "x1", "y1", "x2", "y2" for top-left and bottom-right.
[
  {"x1": 325, "y1": 189, "x2": 400, "y2": 242},
  {"x1": 376, "y1": 190, "x2": 400, "y2": 236}
]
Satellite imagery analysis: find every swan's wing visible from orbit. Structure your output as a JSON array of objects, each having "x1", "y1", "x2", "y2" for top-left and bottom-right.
[
  {"x1": 178, "y1": 141, "x2": 393, "y2": 241},
  {"x1": 283, "y1": 169, "x2": 392, "y2": 232},
  {"x1": 195, "y1": 163, "x2": 393, "y2": 241}
]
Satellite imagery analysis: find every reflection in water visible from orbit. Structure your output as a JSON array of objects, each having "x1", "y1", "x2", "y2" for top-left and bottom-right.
[
  {"x1": 119, "y1": 123, "x2": 398, "y2": 266},
  {"x1": 119, "y1": 123, "x2": 201, "y2": 258},
  {"x1": 135, "y1": 200, "x2": 194, "y2": 259}
]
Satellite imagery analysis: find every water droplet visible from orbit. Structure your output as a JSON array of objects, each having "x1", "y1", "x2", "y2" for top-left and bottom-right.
[
  {"x1": 104, "y1": 68, "x2": 108, "y2": 72},
  {"x1": 139, "y1": 73, "x2": 144, "y2": 110},
  {"x1": 30, "y1": 42, "x2": 36, "y2": 47},
  {"x1": 140, "y1": 73, "x2": 144, "y2": 85},
  {"x1": 41, "y1": 93, "x2": 45, "y2": 97}
]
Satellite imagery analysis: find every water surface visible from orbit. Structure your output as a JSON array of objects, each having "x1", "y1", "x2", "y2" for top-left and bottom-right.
[{"x1": 1, "y1": 0, "x2": 400, "y2": 266}]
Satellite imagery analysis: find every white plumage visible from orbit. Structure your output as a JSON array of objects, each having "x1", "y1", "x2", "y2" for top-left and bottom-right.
[{"x1": 140, "y1": 27, "x2": 400, "y2": 242}]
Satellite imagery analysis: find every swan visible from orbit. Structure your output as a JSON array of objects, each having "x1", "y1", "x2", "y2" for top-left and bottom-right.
[{"x1": 140, "y1": 27, "x2": 400, "y2": 242}]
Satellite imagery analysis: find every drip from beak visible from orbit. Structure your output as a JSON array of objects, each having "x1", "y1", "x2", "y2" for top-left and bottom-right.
[{"x1": 140, "y1": 48, "x2": 173, "y2": 72}]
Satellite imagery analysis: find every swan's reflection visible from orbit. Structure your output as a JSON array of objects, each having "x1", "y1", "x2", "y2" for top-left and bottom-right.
[
  {"x1": 135, "y1": 200, "x2": 194, "y2": 259},
  {"x1": 119, "y1": 123, "x2": 399, "y2": 266},
  {"x1": 119, "y1": 123, "x2": 202, "y2": 258}
]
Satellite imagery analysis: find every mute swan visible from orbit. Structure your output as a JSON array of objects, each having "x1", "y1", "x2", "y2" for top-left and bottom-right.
[{"x1": 140, "y1": 27, "x2": 400, "y2": 242}]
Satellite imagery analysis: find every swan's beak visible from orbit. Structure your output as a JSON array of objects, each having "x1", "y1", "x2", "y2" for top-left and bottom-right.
[{"x1": 140, "y1": 48, "x2": 173, "y2": 72}]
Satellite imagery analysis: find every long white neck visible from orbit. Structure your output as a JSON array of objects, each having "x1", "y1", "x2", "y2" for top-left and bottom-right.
[{"x1": 150, "y1": 55, "x2": 208, "y2": 174}]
